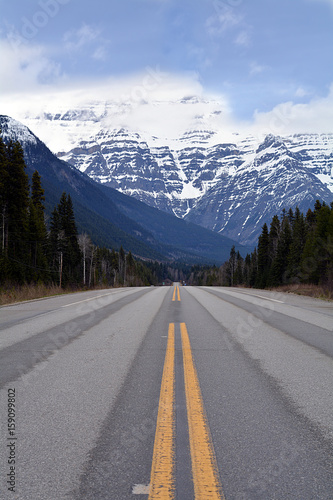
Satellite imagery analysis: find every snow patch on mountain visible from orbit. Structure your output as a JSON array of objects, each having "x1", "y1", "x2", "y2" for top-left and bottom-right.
[
  {"x1": 0, "y1": 115, "x2": 37, "y2": 146},
  {"x1": 4, "y1": 100, "x2": 333, "y2": 246}
]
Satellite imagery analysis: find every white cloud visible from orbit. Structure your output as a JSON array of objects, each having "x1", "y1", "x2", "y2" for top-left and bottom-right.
[
  {"x1": 249, "y1": 61, "x2": 269, "y2": 77},
  {"x1": 295, "y1": 86, "x2": 312, "y2": 98},
  {"x1": 0, "y1": 38, "x2": 63, "y2": 93},
  {"x1": 251, "y1": 85, "x2": 333, "y2": 137},
  {"x1": 63, "y1": 23, "x2": 101, "y2": 52},
  {"x1": 206, "y1": 6, "x2": 242, "y2": 37},
  {"x1": 234, "y1": 30, "x2": 251, "y2": 47},
  {"x1": 1, "y1": 29, "x2": 332, "y2": 149},
  {"x1": 92, "y1": 46, "x2": 108, "y2": 61},
  {"x1": 0, "y1": 69, "x2": 234, "y2": 149}
]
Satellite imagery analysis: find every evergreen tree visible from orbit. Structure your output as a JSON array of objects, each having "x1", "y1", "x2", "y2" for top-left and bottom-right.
[
  {"x1": 243, "y1": 253, "x2": 251, "y2": 286},
  {"x1": 4, "y1": 141, "x2": 30, "y2": 282},
  {"x1": 28, "y1": 171, "x2": 49, "y2": 282},
  {"x1": 268, "y1": 215, "x2": 280, "y2": 268},
  {"x1": 49, "y1": 193, "x2": 82, "y2": 286},
  {"x1": 256, "y1": 223, "x2": 270, "y2": 288},
  {"x1": 287, "y1": 207, "x2": 307, "y2": 281},
  {"x1": 233, "y1": 251, "x2": 244, "y2": 285},
  {"x1": 305, "y1": 207, "x2": 316, "y2": 230},
  {"x1": 269, "y1": 217, "x2": 292, "y2": 286},
  {"x1": 301, "y1": 204, "x2": 332, "y2": 284},
  {"x1": 249, "y1": 248, "x2": 258, "y2": 287},
  {"x1": 287, "y1": 208, "x2": 294, "y2": 225},
  {"x1": 119, "y1": 245, "x2": 126, "y2": 284},
  {"x1": 229, "y1": 245, "x2": 236, "y2": 285},
  {"x1": 0, "y1": 137, "x2": 8, "y2": 254}
]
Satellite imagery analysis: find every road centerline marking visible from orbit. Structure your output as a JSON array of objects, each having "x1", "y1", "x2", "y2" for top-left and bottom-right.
[
  {"x1": 148, "y1": 323, "x2": 175, "y2": 499},
  {"x1": 180, "y1": 322, "x2": 224, "y2": 499},
  {"x1": 172, "y1": 286, "x2": 181, "y2": 302}
]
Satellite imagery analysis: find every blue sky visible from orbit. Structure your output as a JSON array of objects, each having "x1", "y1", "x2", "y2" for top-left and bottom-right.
[{"x1": 1, "y1": 0, "x2": 333, "y2": 138}]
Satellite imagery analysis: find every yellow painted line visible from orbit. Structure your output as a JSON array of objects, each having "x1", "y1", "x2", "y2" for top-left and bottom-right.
[
  {"x1": 180, "y1": 323, "x2": 224, "y2": 500},
  {"x1": 148, "y1": 323, "x2": 175, "y2": 499},
  {"x1": 172, "y1": 286, "x2": 180, "y2": 302}
]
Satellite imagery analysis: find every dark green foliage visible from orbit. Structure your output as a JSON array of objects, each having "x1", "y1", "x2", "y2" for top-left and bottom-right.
[
  {"x1": 287, "y1": 207, "x2": 307, "y2": 281},
  {"x1": 0, "y1": 139, "x2": 30, "y2": 282},
  {"x1": 49, "y1": 193, "x2": 82, "y2": 286},
  {"x1": 268, "y1": 217, "x2": 292, "y2": 286},
  {"x1": 256, "y1": 223, "x2": 270, "y2": 288},
  {"x1": 0, "y1": 138, "x2": 165, "y2": 289},
  {"x1": 1, "y1": 128, "x2": 331, "y2": 293},
  {"x1": 214, "y1": 200, "x2": 332, "y2": 290},
  {"x1": 28, "y1": 171, "x2": 49, "y2": 282},
  {"x1": 300, "y1": 203, "x2": 332, "y2": 285}
]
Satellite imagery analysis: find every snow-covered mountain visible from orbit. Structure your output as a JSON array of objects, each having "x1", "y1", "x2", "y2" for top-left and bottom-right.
[
  {"x1": 0, "y1": 114, "x2": 242, "y2": 263},
  {"x1": 13, "y1": 102, "x2": 333, "y2": 246}
]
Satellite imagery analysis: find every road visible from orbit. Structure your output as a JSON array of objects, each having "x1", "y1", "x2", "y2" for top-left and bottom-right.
[{"x1": 0, "y1": 285, "x2": 332, "y2": 499}]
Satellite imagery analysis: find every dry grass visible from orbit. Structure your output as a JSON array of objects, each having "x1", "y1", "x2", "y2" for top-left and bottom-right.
[
  {"x1": 0, "y1": 283, "x2": 68, "y2": 305},
  {"x1": 269, "y1": 283, "x2": 333, "y2": 301}
]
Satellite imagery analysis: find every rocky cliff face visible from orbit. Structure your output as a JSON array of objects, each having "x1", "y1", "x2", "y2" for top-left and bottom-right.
[
  {"x1": 13, "y1": 103, "x2": 333, "y2": 246},
  {"x1": 57, "y1": 126, "x2": 333, "y2": 245}
]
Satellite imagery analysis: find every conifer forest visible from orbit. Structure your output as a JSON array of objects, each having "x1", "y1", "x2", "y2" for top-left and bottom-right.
[{"x1": 0, "y1": 136, "x2": 332, "y2": 294}]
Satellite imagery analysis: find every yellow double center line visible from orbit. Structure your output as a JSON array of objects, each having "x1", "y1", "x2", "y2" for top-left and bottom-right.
[
  {"x1": 172, "y1": 286, "x2": 181, "y2": 301},
  {"x1": 148, "y1": 323, "x2": 175, "y2": 499},
  {"x1": 149, "y1": 323, "x2": 224, "y2": 499}
]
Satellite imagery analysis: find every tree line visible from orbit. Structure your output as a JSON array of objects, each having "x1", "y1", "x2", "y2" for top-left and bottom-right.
[
  {"x1": 2, "y1": 135, "x2": 331, "y2": 291},
  {"x1": 0, "y1": 137, "x2": 158, "y2": 288},
  {"x1": 188, "y1": 201, "x2": 333, "y2": 289}
]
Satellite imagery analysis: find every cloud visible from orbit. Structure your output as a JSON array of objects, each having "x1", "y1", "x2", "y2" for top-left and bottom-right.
[
  {"x1": 251, "y1": 85, "x2": 333, "y2": 137},
  {"x1": 92, "y1": 46, "x2": 108, "y2": 61},
  {"x1": 0, "y1": 67, "x2": 237, "y2": 151},
  {"x1": 234, "y1": 30, "x2": 251, "y2": 47},
  {"x1": 63, "y1": 23, "x2": 101, "y2": 52},
  {"x1": 206, "y1": 6, "x2": 243, "y2": 37},
  {"x1": 0, "y1": 38, "x2": 63, "y2": 93},
  {"x1": 295, "y1": 87, "x2": 312, "y2": 98},
  {"x1": 249, "y1": 61, "x2": 269, "y2": 77},
  {"x1": 1, "y1": 27, "x2": 332, "y2": 148}
]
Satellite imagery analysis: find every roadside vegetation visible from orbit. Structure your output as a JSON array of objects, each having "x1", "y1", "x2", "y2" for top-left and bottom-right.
[
  {"x1": 1, "y1": 135, "x2": 331, "y2": 304},
  {"x1": 184, "y1": 200, "x2": 333, "y2": 299},
  {"x1": 0, "y1": 137, "x2": 160, "y2": 304}
]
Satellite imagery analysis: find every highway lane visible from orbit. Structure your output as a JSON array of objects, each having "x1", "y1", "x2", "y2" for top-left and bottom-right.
[{"x1": 0, "y1": 285, "x2": 332, "y2": 499}]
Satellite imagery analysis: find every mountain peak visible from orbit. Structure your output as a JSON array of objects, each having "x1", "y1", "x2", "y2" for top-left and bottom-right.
[
  {"x1": 0, "y1": 115, "x2": 37, "y2": 146},
  {"x1": 256, "y1": 134, "x2": 285, "y2": 154}
]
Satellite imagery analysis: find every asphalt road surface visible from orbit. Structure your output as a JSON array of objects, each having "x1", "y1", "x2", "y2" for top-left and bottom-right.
[{"x1": 0, "y1": 285, "x2": 332, "y2": 499}]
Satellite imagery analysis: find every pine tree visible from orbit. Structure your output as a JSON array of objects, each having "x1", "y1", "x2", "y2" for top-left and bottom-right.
[
  {"x1": 268, "y1": 215, "x2": 280, "y2": 268},
  {"x1": 0, "y1": 136, "x2": 8, "y2": 254},
  {"x1": 287, "y1": 207, "x2": 307, "y2": 281},
  {"x1": 4, "y1": 141, "x2": 30, "y2": 282},
  {"x1": 28, "y1": 171, "x2": 49, "y2": 282},
  {"x1": 119, "y1": 245, "x2": 126, "y2": 284},
  {"x1": 229, "y1": 245, "x2": 236, "y2": 285},
  {"x1": 301, "y1": 204, "x2": 332, "y2": 284},
  {"x1": 234, "y1": 251, "x2": 244, "y2": 285},
  {"x1": 243, "y1": 253, "x2": 251, "y2": 286},
  {"x1": 269, "y1": 217, "x2": 292, "y2": 286},
  {"x1": 249, "y1": 248, "x2": 258, "y2": 287},
  {"x1": 49, "y1": 193, "x2": 82, "y2": 286},
  {"x1": 256, "y1": 223, "x2": 270, "y2": 288}
]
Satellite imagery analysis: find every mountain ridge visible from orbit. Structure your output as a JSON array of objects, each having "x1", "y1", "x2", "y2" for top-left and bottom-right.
[
  {"x1": 0, "y1": 115, "x2": 242, "y2": 264},
  {"x1": 4, "y1": 99, "x2": 333, "y2": 246},
  {"x1": 57, "y1": 123, "x2": 333, "y2": 245}
]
